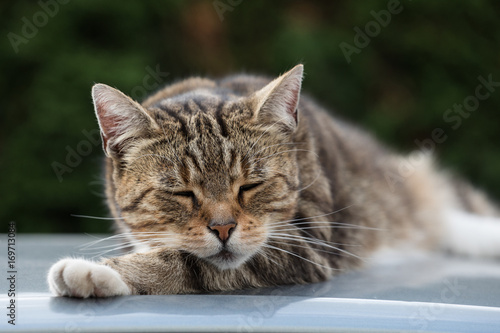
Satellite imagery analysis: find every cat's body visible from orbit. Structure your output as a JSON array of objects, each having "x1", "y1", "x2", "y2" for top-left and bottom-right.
[{"x1": 48, "y1": 65, "x2": 500, "y2": 297}]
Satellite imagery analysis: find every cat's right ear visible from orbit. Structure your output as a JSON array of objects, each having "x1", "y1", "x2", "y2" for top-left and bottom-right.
[
  {"x1": 251, "y1": 64, "x2": 304, "y2": 131},
  {"x1": 92, "y1": 84, "x2": 159, "y2": 157}
]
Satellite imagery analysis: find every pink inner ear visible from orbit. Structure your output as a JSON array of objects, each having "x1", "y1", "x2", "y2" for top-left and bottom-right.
[
  {"x1": 95, "y1": 99, "x2": 121, "y2": 147},
  {"x1": 92, "y1": 83, "x2": 155, "y2": 155}
]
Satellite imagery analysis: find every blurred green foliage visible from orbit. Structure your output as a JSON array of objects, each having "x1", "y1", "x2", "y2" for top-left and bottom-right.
[{"x1": 1, "y1": 0, "x2": 499, "y2": 233}]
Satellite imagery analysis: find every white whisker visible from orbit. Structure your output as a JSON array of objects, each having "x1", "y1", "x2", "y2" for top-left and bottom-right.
[
  {"x1": 270, "y1": 223, "x2": 383, "y2": 231},
  {"x1": 256, "y1": 248, "x2": 281, "y2": 266},
  {"x1": 269, "y1": 239, "x2": 348, "y2": 257},
  {"x1": 79, "y1": 232, "x2": 177, "y2": 250},
  {"x1": 267, "y1": 232, "x2": 359, "y2": 247},
  {"x1": 267, "y1": 205, "x2": 355, "y2": 225},
  {"x1": 71, "y1": 214, "x2": 124, "y2": 220},
  {"x1": 267, "y1": 233, "x2": 365, "y2": 261},
  {"x1": 262, "y1": 244, "x2": 335, "y2": 270},
  {"x1": 297, "y1": 166, "x2": 322, "y2": 192}
]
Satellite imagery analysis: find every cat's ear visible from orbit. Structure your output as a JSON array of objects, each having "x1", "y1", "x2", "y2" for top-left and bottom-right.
[
  {"x1": 251, "y1": 64, "x2": 303, "y2": 130},
  {"x1": 92, "y1": 83, "x2": 158, "y2": 157}
]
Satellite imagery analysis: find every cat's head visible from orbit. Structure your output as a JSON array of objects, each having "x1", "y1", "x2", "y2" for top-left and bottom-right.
[{"x1": 92, "y1": 65, "x2": 304, "y2": 269}]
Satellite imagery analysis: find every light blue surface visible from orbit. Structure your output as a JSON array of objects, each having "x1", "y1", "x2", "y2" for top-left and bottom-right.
[
  {"x1": 2, "y1": 235, "x2": 500, "y2": 332},
  {"x1": 2, "y1": 295, "x2": 500, "y2": 332}
]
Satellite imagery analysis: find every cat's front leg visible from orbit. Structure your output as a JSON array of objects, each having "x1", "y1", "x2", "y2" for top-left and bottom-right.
[
  {"x1": 48, "y1": 258, "x2": 131, "y2": 298},
  {"x1": 48, "y1": 242, "x2": 332, "y2": 297},
  {"x1": 48, "y1": 250, "x2": 202, "y2": 297}
]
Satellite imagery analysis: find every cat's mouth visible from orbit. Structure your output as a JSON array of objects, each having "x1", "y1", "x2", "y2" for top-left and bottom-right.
[
  {"x1": 205, "y1": 249, "x2": 246, "y2": 270},
  {"x1": 209, "y1": 249, "x2": 235, "y2": 261}
]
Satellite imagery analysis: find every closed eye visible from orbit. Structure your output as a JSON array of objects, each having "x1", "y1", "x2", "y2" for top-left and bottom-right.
[
  {"x1": 239, "y1": 183, "x2": 262, "y2": 194},
  {"x1": 173, "y1": 191, "x2": 195, "y2": 198}
]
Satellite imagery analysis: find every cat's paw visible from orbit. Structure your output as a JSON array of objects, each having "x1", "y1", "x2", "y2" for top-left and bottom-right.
[{"x1": 47, "y1": 258, "x2": 131, "y2": 298}]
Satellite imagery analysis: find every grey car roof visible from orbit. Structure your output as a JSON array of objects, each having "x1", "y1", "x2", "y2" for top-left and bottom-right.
[{"x1": 2, "y1": 234, "x2": 500, "y2": 332}]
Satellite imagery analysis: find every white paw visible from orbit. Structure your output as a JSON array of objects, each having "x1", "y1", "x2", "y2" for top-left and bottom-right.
[{"x1": 47, "y1": 258, "x2": 131, "y2": 298}]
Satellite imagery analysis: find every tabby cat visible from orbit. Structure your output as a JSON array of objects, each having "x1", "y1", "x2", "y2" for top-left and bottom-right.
[{"x1": 48, "y1": 65, "x2": 500, "y2": 297}]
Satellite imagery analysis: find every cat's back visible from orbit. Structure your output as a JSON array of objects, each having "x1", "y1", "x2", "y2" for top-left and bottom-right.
[{"x1": 142, "y1": 73, "x2": 276, "y2": 107}]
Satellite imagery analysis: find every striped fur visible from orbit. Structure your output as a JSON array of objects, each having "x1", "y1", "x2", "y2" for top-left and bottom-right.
[{"x1": 48, "y1": 65, "x2": 500, "y2": 297}]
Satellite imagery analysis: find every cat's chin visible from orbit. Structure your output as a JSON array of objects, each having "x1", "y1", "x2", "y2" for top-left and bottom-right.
[{"x1": 204, "y1": 249, "x2": 251, "y2": 270}]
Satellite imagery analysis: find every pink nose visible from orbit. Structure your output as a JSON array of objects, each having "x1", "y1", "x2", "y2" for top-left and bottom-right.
[{"x1": 208, "y1": 223, "x2": 236, "y2": 242}]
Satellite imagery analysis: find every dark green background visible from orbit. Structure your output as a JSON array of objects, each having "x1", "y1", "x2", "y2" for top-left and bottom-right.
[{"x1": 1, "y1": 0, "x2": 499, "y2": 233}]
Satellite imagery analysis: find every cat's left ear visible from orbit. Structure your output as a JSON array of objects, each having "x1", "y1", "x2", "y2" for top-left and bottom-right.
[
  {"x1": 251, "y1": 64, "x2": 303, "y2": 130},
  {"x1": 92, "y1": 83, "x2": 159, "y2": 157}
]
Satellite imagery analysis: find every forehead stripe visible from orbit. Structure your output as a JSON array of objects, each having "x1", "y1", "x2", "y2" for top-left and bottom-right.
[
  {"x1": 215, "y1": 101, "x2": 229, "y2": 138},
  {"x1": 122, "y1": 188, "x2": 153, "y2": 212},
  {"x1": 185, "y1": 148, "x2": 204, "y2": 174}
]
